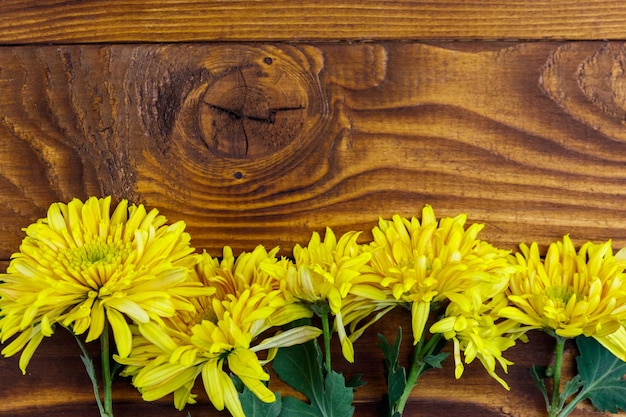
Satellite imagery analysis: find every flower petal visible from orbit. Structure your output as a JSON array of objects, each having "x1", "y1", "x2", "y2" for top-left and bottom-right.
[{"x1": 107, "y1": 308, "x2": 133, "y2": 358}]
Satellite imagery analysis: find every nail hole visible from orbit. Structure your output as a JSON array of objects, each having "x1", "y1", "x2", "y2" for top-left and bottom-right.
[{"x1": 234, "y1": 171, "x2": 244, "y2": 179}]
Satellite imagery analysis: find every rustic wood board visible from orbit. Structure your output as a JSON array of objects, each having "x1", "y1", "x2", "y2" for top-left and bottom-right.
[
  {"x1": 1, "y1": 42, "x2": 626, "y2": 259},
  {"x1": 0, "y1": 309, "x2": 605, "y2": 417},
  {"x1": 2, "y1": 1, "x2": 626, "y2": 42},
  {"x1": 1, "y1": 5, "x2": 626, "y2": 416}
]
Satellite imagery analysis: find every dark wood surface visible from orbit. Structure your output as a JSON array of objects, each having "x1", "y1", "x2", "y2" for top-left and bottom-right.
[
  {"x1": 1, "y1": 1, "x2": 626, "y2": 43},
  {"x1": 0, "y1": 309, "x2": 605, "y2": 417},
  {"x1": 1, "y1": 42, "x2": 626, "y2": 257},
  {"x1": 1, "y1": 3, "x2": 626, "y2": 416}
]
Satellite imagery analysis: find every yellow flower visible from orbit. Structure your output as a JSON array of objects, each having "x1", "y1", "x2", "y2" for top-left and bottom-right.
[
  {"x1": 429, "y1": 282, "x2": 524, "y2": 389},
  {"x1": 368, "y1": 205, "x2": 516, "y2": 344},
  {"x1": 499, "y1": 235, "x2": 626, "y2": 360},
  {"x1": 0, "y1": 196, "x2": 211, "y2": 373},
  {"x1": 261, "y1": 227, "x2": 388, "y2": 362},
  {"x1": 117, "y1": 246, "x2": 320, "y2": 417}
]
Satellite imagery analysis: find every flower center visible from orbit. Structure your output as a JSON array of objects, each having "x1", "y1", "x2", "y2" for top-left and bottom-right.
[
  {"x1": 190, "y1": 306, "x2": 218, "y2": 326},
  {"x1": 545, "y1": 285, "x2": 576, "y2": 305},
  {"x1": 56, "y1": 238, "x2": 133, "y2": 289},
  {"x1": 67, "y1": 239, "x2": 127, "y2": 268}
]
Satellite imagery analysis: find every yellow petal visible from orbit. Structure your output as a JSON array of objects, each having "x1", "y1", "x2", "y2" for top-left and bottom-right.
[
  {"x1": 138, "y1": 363, "x2": 198, "y2": 402},
  {"x1": 18, "y1": 327, "x2": 45, "y2": 374},
  {"x1": 40, "y1": 314, "x2": 54, "y2": 337},
  {"x1": 138, "y1": 321, "x2": 178, "y2": 352},
  {"x1": 105, "y1": 298, "x2": 150, "y2": 324},
  {"x1": 411, "y1": 301, "x2": 431, "y2": 344},
  {"x1": 1, "y1": 328, "x2": 34, "y2": 358},
  {"x1": 85, "y1": 299, "x2": 105, "y2": 342},
  {"x1": 221, "y1": 370, "x2": 246, "y2": 417},
  {"x1": 201, "y1": 360, "x2": 225, "y2": 411},
  {"x1": 430, "y1": 316, "x2": 456, "y2": 334},
  {"x1": 349, "y1": 284, "x2": 387, "y2": 300},
  {"x1": 327, "y1": 289, "x2": 343, "y2": 315},
  {"x1": 173, "y1": 381, "x2": 197, "y2": 410},
  {"x1": 228, "y1": 348, "x2": 269, "y2": 381},
  {"x1": 335, "y1": 313, "x2": 355, "y2": 362},
  {"x1": 20, "y1": 303, "x2": 39, "y2": 331},
  {"x1": 595, "y1": 326, "x2": 626, "y2": 361},
  {"x1": 239, "y1": 374, "x2": 276, "y2": 403},
  {"x1": 250, "y1": 326, "x2": 322, "y2": 352},
  {"x1": 107, "y1": 308, "x2": 133, "y2": 358},
  {"x1": 497, "y1": 306, "x2": 541, "y2": 328},
  {"x1": 555, "y1": 326, "x2": 583, "y2": 338},
  {"x1": 110, "y1": 198, "x2": 128, "y2": 226},
  {"x1": 453, "y1": 337, "x2": 464, "y2": 379}
]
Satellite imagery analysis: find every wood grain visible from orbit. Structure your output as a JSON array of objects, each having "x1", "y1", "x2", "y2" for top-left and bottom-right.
[
  {"x1": 2, "y1": 42, "x2": 626, "y2": 260},
  {"x1": 2, "y1": 1, "x2": 626, "y2": 43},
  {"x1": 0, "y1": 309, "x2": 605, "y2": 417},
  {"x1": 2, "y1": 39, "x2": 626, "y2": 416}
]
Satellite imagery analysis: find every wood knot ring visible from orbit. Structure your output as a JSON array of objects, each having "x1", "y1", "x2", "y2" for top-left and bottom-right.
[
  {"x1": 138, "y1": 44, "x2": 328, "y2": 182},
  {"x1": 199, "y1": 65, "x2": 307, "y2": 159}
]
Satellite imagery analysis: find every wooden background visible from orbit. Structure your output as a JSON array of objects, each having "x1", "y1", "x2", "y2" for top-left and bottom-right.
[{"x1": 1, "y1": 1, "x2": 625, "y2": 416}]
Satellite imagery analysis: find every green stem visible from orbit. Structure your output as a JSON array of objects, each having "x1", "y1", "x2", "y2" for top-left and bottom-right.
[
  {"x1": 101, "y1": 319, "x2": 114, "y2": 417},
  {"x1": 395, "y1": 333, "x2": 442, "y2": 415},
  {"x1": 549, "y1": 336, "x2": 566, "y2": 417},
  {"x1": 70, "y1": 329, "x2": 106, "y2": 416},
  {"x1": 556, "y1": 388, "x2": 585, "y2": 417},
  {"x1": 320, "y1": 309, "x2": 332, "y2": 374}
]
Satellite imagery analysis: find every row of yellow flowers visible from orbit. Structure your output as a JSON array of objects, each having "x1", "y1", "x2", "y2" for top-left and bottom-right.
[{"x1": 1, "y1": 196, "x2": 625, "y2": 417}]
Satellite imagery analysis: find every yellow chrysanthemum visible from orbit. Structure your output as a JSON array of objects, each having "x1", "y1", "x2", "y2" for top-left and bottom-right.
[
  {"x1": 368, "y1": 205, "x2": 516, "y2": 345},
  {"x1": 0, "y1": 196, "x2": 211, "y2": 373},
  {"x1": 261, "y1": 227, "x2": 388, "y2": 362},
  {"x1": 499, "y1": 235, "x2": 626, "y2": 360},
  {"x1": 429, "y1": 281, "x2": 524, "y2": 389},
  {"x1": 117, "y1": 246, "x2": 320, "y2": 417}
]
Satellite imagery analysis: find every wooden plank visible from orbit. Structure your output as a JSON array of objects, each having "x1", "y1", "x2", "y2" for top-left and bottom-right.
[
  {"x1": 1, "y1": 42, "x2": 626, "y2": 260},
  {"x1": 1, "y1": 40, "x2": 626, "y2": 417},
  {"x1": 0, "y1": 308, "x2": 604, "y2": 417},
  {"x1": 1, "y1": 1, "x2": 626, "y2": 43}
]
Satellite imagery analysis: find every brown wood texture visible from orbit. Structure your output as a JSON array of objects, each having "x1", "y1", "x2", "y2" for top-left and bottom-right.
[
  {"x1": 2, "y1": 3, "x2": 626, "y2": 416},
  {"x1": 2, "y1": 1, "x2": 626, "y2": 43},
  {"x1": 1, "y1": 39, "x2": 625, "y2": 417},
  {"x1": 0, "y1": 309, "x2": 604, "y2": 417},
  {"x1": 2, "y1": 42, "x2": 626, "y2": 258}
]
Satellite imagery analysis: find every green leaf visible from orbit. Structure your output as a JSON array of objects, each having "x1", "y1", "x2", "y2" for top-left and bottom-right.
[
  {"x1": 272, "y1": 339, "x2": 356, "y2": 417},
  {"x1": 233, "y1": 374, "x2": 282, "y2": 417},
  {"x1": 575, "y1": 336, "x2": 626, "y2": 413},
  {"x1": 232, "y1": 374, "x2": 282, "y2": 417},
  {"x1": 280, "y1": 396, "x2": 320, "y2": 417},
  {"x1": 272, "y1": 338, "x2": 324, "y2": 400},
  {"x1": 558, "y1": 375, "x2": 583, "y2": 411},
  {"x1": 529, "y1": 365, "x2": 550, "y2": 409},
  {"x1": 321, "y1": 371, "x2": 357, "y2": 416},
  {"x1": 345, "y1": 373, "x2": 367, "y2": 390},
  {"x1": 240, "y1": 385, "x2": 282, "y2": 417},
  {"x1": 377, "y1": 328, "x2": 407, "y2": 417},
  {"x1": 423, "y1": 352, "x2": 449, "y2": 370}
]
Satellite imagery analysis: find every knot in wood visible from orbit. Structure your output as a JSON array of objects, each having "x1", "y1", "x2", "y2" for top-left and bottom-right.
[
  {"x1": 136, "y1": 44, "x2": 328, "y2": 183},
  {"x1": 199, "y1": 61, "x2": 307, "y2": 159},
  {"x1": 541, "y1": 42, "x2": 626, "y2": 142}
]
